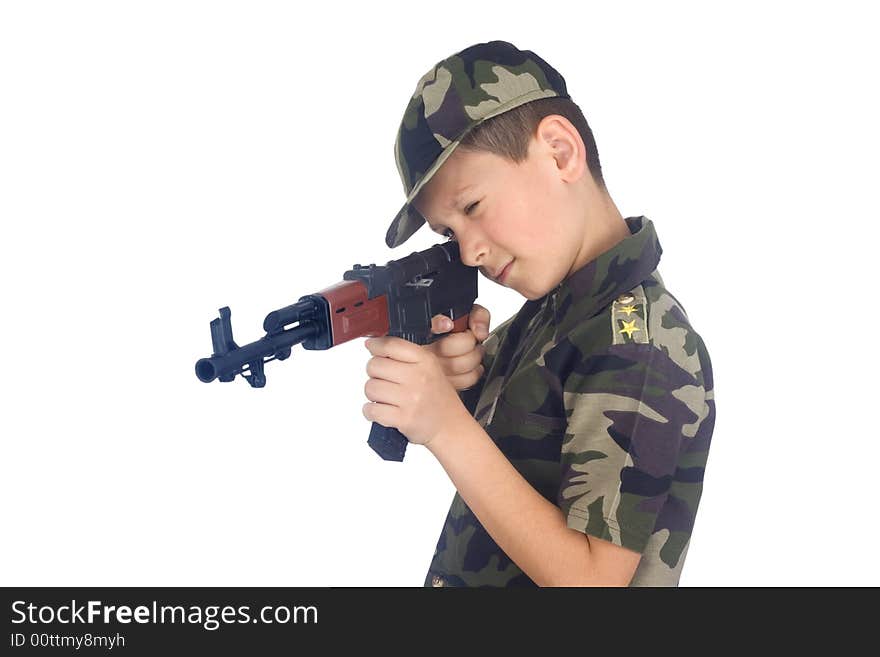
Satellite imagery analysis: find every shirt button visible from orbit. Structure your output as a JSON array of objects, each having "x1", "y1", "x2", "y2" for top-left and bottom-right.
[
  {"x1": 431, "y1": 575, "x2": 445, "y2": 587},
  {"x1": 617, "y1": 293, "x2": 635, "y2": 305}
]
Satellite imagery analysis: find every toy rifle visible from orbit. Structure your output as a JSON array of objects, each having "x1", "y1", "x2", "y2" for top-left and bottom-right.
[{"x1": 194, "y1": 241, "x2": 478, "y2": 462}]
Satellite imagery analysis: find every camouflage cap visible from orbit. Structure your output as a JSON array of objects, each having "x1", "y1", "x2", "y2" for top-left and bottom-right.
[{"x1": 386, "y1": 40, "x2": 570, "y2": 248}]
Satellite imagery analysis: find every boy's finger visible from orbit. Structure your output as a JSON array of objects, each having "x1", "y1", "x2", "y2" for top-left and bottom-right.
[
  {"x1": 431, "y1": 330, "x2": 476, "y2": 357},
  {"x1": 469, "y1": 321, "x2": 488, "y2": 341},
  {"x1": 469, "y1": 304, "x2": 491, "y2": 340},
  {"x1": 471, "y1": 304, "x2": 491, "y2": 325},
  {"x1": 431, "y1": 314, "x2": 453, "y2": 334}
]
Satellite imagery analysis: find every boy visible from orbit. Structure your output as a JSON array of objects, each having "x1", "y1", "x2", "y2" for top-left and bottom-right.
[{"x1": 362, "y1": 40, "x2": 715, "y2": 586}]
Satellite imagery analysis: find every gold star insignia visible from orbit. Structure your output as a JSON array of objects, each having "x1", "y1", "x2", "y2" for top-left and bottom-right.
[
  {"x1": 619, "y1": 320, "x2": 640, "y2": 338},
  {"x1": 618, "y1": 304, "x2": 637, "y2": 317}
]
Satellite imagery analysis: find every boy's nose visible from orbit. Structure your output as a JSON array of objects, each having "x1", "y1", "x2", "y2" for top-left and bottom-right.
[{"x1": 455, "y1": 231, "x2": 488, "y2": 270}]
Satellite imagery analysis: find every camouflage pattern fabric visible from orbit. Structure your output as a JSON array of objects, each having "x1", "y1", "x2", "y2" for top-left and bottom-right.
[
  {"x1": 386, "y1": 40, "x2": 570, "y2": 249},
  {"x1": 424, "y1": 216, "x2": 716, "y2": 587}
]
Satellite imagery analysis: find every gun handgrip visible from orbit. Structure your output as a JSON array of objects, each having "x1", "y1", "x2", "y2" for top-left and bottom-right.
[
  {"x1": 368, "y1": 422, "x2": 409, "y2": 462},
  {"x1": 367, "y1": 311, "x2": 472, "y2": 462}
]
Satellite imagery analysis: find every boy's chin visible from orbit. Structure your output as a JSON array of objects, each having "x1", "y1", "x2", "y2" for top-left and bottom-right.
[{"x1": 521, "y1": 280, "x2": 564, "y2": 301}]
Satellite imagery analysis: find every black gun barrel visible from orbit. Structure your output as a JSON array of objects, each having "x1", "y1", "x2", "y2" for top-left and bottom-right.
[
  {"x1": 195, "y1": 322, "x2": 319, "y2": 383},
  {"x1": 263, "y1": 299, "x2": 318, "y2": 333}
]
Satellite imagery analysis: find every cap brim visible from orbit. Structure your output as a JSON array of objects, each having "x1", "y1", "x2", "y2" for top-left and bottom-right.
[
  {"x1": 385, "y1": 203, "x2": 423, "y2": 249},
  {"x1": 385, "y1": 138, "x2": 466, "y2": 249}
]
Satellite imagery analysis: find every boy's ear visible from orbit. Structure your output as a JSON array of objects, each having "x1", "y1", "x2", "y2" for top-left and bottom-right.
[{"x1": 535, "y1": 115, "x2": 586, "y2": 183}]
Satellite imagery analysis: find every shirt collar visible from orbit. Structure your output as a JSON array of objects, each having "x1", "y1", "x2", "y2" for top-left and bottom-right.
[{"x1": 549, "y1": 215, "x2": 663, "y2": 331}]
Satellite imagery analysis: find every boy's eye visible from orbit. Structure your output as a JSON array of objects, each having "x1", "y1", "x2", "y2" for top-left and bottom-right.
[{"x1": 436, "y1": 200, "x2": 479, "y2": 240}]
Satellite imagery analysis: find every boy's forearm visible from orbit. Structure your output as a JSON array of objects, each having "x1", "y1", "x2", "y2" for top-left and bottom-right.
[{"x1": 425, "y1": 411, "x2": 599, "y2": 587}]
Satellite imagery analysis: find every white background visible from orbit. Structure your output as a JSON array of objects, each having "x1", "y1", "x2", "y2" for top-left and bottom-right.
[{"x1": 2, "y1": 1, "x2": 877, "y2": 587}]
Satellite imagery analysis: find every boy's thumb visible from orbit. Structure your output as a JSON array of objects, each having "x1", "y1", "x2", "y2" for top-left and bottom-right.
[{"x1": 471, "y1": 304, "x2": 490, "y2": 338}]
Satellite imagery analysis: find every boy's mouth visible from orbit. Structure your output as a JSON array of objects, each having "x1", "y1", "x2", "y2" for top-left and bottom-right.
[{"x1": 494, "y1": 260, "x2": 513, "y2": 283}]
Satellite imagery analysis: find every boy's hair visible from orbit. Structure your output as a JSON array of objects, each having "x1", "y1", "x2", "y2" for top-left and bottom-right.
[{"x1": 457, "y1": 97, "x2": 607, "y2": 193}]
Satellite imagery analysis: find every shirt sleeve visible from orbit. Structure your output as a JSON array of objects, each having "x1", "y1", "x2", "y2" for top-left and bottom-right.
[{"x1": 557, "y1": 341, "x2": 706, "y2": 554}]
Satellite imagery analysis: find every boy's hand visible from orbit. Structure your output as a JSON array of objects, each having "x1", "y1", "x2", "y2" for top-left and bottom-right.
[
  {"x1": 424, "y1": 304, "x2": 491, "y2": 392},
  {"x1": 363, "y1": 336, "x2": 469, "y2": 447}
]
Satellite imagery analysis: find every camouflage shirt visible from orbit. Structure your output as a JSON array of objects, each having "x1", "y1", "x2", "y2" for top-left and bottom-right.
[{"x1": 424, "y1": 216, "x2": 716, "y2": 587}]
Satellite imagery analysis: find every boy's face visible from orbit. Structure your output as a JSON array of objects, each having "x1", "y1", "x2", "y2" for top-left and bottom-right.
[{"x1": 413, "y1": 133, "x2": 589, "y2": 301}]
